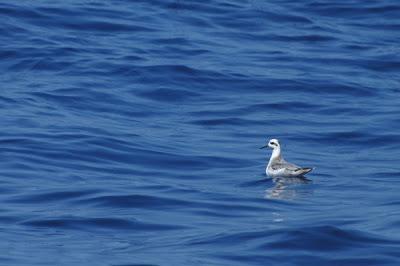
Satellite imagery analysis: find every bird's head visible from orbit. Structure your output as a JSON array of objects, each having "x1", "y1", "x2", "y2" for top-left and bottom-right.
[{"x1": 260, "y1": 138, "x2": 280, "y2": 149}]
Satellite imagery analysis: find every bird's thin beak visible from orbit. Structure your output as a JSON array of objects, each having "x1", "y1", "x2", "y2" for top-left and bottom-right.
[{"x1": 259, "y1": 145, "x2": 268, "y2": 149}]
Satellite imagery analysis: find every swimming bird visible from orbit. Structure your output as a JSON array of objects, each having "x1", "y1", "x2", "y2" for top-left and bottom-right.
[{"x1": 260, "y1": 138, "x2": 313, "y2": 178}]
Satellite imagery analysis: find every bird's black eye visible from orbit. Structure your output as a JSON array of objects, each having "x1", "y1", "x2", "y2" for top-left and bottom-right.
[{"x1": 270, "y1": 142, "x2": 276, "y2": 145}]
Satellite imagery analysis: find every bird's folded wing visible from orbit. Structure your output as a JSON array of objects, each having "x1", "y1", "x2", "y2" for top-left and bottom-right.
[{"x1": 271, "y1": 162, "x2": 299, "y2": 170}]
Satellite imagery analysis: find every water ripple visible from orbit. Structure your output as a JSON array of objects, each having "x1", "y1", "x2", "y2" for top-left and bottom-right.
[{"x1": 1, "y1": 0, "x2": 400, "y2": 265}]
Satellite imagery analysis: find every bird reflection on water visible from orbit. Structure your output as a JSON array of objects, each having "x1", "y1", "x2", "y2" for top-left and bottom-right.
[{"x1": 265, "y1": 176, "x2": 313, "y2": 200}]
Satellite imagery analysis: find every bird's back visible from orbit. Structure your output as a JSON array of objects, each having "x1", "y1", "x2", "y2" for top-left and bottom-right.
[{"x1": 267, "y1": 158, "x2": 312, "y2": 177}]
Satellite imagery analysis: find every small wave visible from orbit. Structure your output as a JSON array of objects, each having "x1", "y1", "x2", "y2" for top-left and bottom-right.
[
  {"x1": 21, "y1": 217, "x2": 185, "y2": 231},
  {"x1": 138, "y1": 88, "x2": 201, "y2": 103},
  {"x1": 6, "y1": 189, "x2": 100, "y2": 204},
  {"x1": 78, "y1": 194, "x2": 190, "y2": 209}
]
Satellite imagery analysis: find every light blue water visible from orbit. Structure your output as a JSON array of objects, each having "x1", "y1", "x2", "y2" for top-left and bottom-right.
[{"x1": 1, "y1": 0, "x2": 400, "y2": 265}]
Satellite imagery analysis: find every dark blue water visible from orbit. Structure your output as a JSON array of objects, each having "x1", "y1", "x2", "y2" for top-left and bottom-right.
[{"x1": 1, "y1": 0, "x2": 400, "y2": 265}]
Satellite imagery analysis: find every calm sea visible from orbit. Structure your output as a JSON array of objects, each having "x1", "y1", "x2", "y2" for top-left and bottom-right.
[{"x1": 1, "y1": 0, "x2": 400, "y2": 265}]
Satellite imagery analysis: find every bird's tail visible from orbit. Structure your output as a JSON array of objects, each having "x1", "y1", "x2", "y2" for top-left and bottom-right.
[{"x1": 295, "y1": 167, "x2": 314, "y2": 176}]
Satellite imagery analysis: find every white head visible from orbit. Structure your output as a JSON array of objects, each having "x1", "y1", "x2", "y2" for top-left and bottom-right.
[
  {"x1": 268, "y1": 138, "x2": 280, "y2": 149},
  {"x1": 260, "y1": 138, "x2": 280, "y2": 150}
]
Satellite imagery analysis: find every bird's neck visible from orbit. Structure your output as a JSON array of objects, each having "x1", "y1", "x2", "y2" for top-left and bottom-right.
[{"x1": 268, "y1": 147, "x2": 282, "y2": 165}]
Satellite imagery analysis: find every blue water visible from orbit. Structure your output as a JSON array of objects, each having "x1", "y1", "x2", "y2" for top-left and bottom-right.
[{"x1": 1, "y1": 0, "x2": 400, "y2": 265}]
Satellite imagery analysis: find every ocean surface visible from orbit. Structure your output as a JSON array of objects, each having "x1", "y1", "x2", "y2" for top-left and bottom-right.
[{"x1": 1, "y1": 0, "x2": 400, "y2": 265}]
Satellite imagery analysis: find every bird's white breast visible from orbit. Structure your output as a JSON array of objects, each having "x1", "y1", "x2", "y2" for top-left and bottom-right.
[{"x1": 266, "y1": 166, "x2": 285, "y2": 177}]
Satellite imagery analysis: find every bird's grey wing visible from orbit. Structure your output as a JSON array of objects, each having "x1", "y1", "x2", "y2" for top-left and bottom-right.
[{"x1": 271, "y1": 160, "x2": 300, "y2": 171}]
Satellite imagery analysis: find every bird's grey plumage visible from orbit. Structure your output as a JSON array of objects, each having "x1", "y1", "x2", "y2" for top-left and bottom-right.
[{"x1": 260, "y1": 138, "x2": 313, "y2": 178}]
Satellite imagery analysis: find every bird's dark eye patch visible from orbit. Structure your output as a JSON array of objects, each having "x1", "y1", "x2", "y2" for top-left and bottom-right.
[{"x1": 270, "y1": 142, "x2": 276, "y2": 145}]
